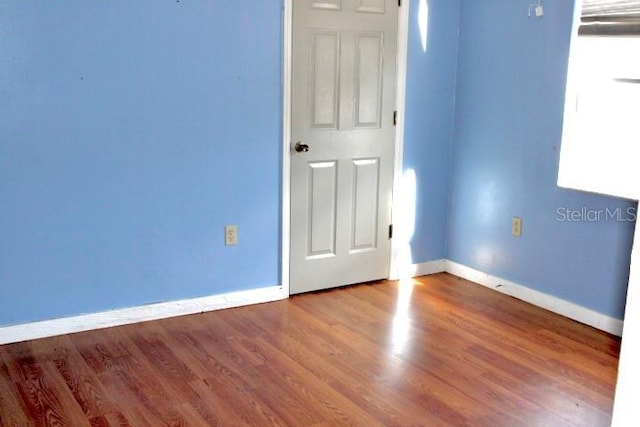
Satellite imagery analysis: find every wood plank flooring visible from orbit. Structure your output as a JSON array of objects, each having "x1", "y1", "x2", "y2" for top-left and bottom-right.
[{"x1": 0, "y1": 273, "x2": 621, "y2": 426}]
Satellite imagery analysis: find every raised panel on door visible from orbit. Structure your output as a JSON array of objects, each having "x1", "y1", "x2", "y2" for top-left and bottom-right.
[
  {"x1": 351, "y1": 158, "x2": 380, "y2": 253},
  {"x1": 356, "y1": 0, "x2": 385, "y2": 14},
  {"x1": 307, "y1": 161, "x2": 338, "y2": 259},
  {"x1": 309, "y1": 30, "x2": 340, "y2": 129},
  {"x1": 354, "y1": 32, "x2": 384, "y2": 129},
  {"x1": 312, "y1": 0, "x2": 342, "y2": 11}
]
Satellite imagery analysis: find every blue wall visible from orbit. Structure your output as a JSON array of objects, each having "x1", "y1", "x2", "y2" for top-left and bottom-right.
[
  {"x1": 0, "y1": 0, "x2": 464, "y2": 327},
  {"x1": 447, "y1": 0, "x2": 637, "y2": 319},
  {"x1": 403, "y1": 0, "x2": 460, "y2": 263},
  {"x1": 1, "y1": 0, "x2": 634, "y2": 327},
  {"x1": 0, "y1": 1, "x2": 282, "y2": 325}
]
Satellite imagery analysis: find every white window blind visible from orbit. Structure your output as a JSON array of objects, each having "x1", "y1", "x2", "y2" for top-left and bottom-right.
[{"x1": 580, "y1": 0, "x2": 640, "y2": 35}]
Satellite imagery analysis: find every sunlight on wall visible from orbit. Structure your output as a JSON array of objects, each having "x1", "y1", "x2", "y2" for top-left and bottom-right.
[
  {"x1": 418, "y1": 0, "x2": 430, "y2": 52},
  {"x1": 395, "y1": 169, "x2": 418, "y2": 279}
]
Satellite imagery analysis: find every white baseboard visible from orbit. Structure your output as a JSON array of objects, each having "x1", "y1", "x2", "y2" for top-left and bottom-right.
[
  {"x1": 0, "y1": 286, "x2": 287, "y2": 345},
  {"x1": 444, "y1": 260, "x2": 624, "y2": 337},
  {"x1": 390, "y1": 259, "x2": 446, "y2": 280},
  {"x1": 0, "y1": 259, "x2": 623, "y2": 345},
  {"x1": 1, "y1": 258, "x2": 446, "y2": 346},
  {"x1": 414, "y1": 259, "x2": 447, "y2": 276}
]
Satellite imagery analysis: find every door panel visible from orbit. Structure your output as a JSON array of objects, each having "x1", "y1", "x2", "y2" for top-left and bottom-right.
[
  {"x1": 307, "y1": 161, "x2": 338, "y2": 258},
  {"x1": 312, "y1": 0, "x2": 342, "y2": 11},
  {"x1": 354, "y1": 32, "x2": 384, "y2": 128},
  {"x1": 310, "y1": 31, "x2": 340, "y2": 129},
  {"x1": 356, "y1": 0, "x2": 385, "y2": 14},
  {"x1": 351, "y1": 158, "x2": 380, "y2": 252},
  {"x1": 290, "y1": 0, "x2": 398, "y2": 294}
]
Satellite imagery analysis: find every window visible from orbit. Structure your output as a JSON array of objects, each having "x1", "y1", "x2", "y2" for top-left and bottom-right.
[
  {"x1": 580, "y1": 0, "x2": 640, "y2": 35},
  {"x1": 558, "y1": 0, "x2": 640, "y2": 200}
]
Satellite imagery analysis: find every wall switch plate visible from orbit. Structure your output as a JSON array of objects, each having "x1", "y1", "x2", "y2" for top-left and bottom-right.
[
  {"x1": 535, "y1": 5, "x2": 544, "y2": 17},
  {"x1": 225, "y1": 225, "x2": 238, "y2": 246},
  {"x1": 512, "y1": 217, "x2": 522, "y2": 237}
]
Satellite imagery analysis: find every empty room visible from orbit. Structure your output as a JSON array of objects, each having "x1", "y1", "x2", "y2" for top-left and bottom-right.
[{"x1": 1, "y1": 0, "x2": 638, "y2": 426}]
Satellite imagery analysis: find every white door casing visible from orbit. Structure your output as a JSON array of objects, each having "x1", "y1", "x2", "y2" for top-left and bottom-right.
[{"x1": 289, "y1": 0, "x2": 400, "y2": 294}]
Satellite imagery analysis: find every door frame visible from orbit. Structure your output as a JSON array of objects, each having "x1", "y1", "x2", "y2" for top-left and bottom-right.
[{"x1": 281, "y1": 0, "x2": 410, "y2": 295}]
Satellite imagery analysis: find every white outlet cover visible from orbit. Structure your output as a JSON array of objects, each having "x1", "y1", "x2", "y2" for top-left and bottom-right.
[{"x1": 225, "y1": 225, "x2": 238, "y2": 246}]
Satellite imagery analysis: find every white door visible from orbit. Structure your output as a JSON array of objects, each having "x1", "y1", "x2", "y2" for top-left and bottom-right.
[{"x1": 290, "y1": 0, "x2": 398, "y2": 294}]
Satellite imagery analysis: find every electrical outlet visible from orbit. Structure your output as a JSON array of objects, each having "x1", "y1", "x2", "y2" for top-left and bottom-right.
[
  {"x1": 512, "y1": 217, "x2": 522, "y2": 237},
  {"x1": 225, "y1": 225, "x2": 238, "y2": 246}
]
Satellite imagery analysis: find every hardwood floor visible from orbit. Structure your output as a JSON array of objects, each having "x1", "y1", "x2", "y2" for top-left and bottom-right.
[{"x1": 0, "y1": 273, "x2": 620, "y2": 426}]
